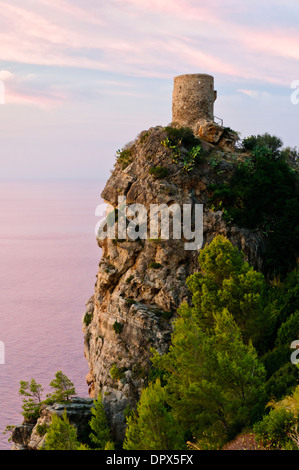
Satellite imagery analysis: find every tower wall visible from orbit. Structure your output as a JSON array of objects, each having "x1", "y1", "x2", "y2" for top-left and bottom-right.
[{"x1": 172, "y1": 74, "x2": 217, "y2": 129}]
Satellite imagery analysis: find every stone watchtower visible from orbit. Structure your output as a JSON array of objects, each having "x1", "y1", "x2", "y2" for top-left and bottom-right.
[{"x1": 172, "y1": 74, "x2": 217, "y2": 130}]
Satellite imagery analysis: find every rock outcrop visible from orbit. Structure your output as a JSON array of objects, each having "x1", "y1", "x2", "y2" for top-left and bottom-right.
[
  {"x1": 11, "y1": 397, "x2": 94, "y2": 450},
  {"x1": 82, "y1": 123, "x2": 266, "y2": 443}
]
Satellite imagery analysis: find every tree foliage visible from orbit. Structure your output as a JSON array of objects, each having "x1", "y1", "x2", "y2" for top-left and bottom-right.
[
  {"x1": 123, "y1": 379, "x2": 185, "y2": 450},
  {"x1": 209, "y1": 133, "x2": 299, "y2": 277},
  {"x1": 43, "y1": 410, "x2": 80, "y2": 450},
  {"x1": 19, "y1": 379, "x2": 44, "y2": 420},
  {"x1": 89, "y1": 394, "x2": 112, "y2": 450},
  {"x1": 47, "y1": 370, "x2": 76, "y2": 403}
]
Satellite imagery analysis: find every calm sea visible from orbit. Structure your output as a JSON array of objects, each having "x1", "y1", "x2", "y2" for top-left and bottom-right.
[{"x1": 0, "y1": 179, "x2": 103, "y2": 450}]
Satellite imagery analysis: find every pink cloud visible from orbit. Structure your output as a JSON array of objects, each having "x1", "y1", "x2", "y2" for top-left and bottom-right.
[{"x1": 0, "y1": 0, "x2": 297, "y2": 88}]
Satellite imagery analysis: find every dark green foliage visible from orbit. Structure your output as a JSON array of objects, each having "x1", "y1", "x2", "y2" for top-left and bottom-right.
[
  {"x1": 149, "y1": 166, "x2": 169, "y2": 179},
  {"x1": 276, "y1": 311, "x2": 299, "y2": 348},
  {"x1": 154, "y1": 309, "x2": 173, "y2": 320},
  {"x1": 209, "y1": 135, "x2": 299, "y2": 277},
  {"x1": 113, "y1": 321, "x2": 124, "y2": 335},
  {"x1": 274, "y1": 267, "x2": 299, "y2": 325},
  {"x1": 148, "y1": 262, "x2": 162, "y2": 269},
  {"x1": 83, "y1": 312, "x2": 93, "y2": 327},
  {"x1": 164, "y1": 126, "x2": 201, "y2": 149},
  {"x1": 242, "y1": 133, "x2": 283, "y2": 159},
  {"x1": 265, "y1": 363, "x2": 298, "y2": 401},
  {"x1": 261, "y1": 346, "x2": 292, "y2": 380}
]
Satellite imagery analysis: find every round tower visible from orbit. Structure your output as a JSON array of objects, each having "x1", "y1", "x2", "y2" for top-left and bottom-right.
[{"x1": 172, "y1": 73, "x2": 217, "y2": 130}]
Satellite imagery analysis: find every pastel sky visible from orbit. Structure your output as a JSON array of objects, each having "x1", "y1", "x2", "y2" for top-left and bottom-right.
[{"x1": 0, "y1": 0, "x2": 298, "y2": 180}]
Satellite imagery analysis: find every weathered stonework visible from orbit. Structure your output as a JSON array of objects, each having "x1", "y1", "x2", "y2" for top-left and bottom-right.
[{"x1": 172, "y1": 73, "x2": 217, "y2": 130}]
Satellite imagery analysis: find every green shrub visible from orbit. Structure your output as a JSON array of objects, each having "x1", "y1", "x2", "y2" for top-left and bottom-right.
[
  {"x1": 116, "y1": 147, "x2": 133, "y2": 169},
  {"x1": 161, "y1": 126, "x2": 202, "y2": 172},
  {"x1": 149, "y1": 166, "x2": 169, "y2": 179},
  {"x1": 84, "y1": 312, "x2": 93, "y2": 327},
  {"x1": 253, "y1": 407, "x2": 297, "y2": 449},
  {"x1": 113, "y1": 321, "x2": 124, "y2": 335},
  {"x1": 109, "y1": 364, "x2": 125, "y2": 381},
  {"x1": 148, "y1": 262, "x2": 162, "y2": 269},
  {"x1": 276, "y1": 310, "x2": 299, "y2": 348},
  {"x1": 242, "y1": 133, "x2": 283, "y2": 159},
  {"x1": 36, "y1": 423, "x2": 48, "y2": 436},
  {"x1": 164, "y1": 126, "x2": 201, "y2": 148},
  {"x1": 265, "y1": 363, "x2": 298, "y2": 401},
  {"x1": 208, "y1": 141, "x2": 299, "y2": 277}
]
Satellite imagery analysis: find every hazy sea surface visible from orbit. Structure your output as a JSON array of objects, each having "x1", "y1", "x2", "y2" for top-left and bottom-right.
[{"x1": 0, "y1": 179, "x2": 103, "y2": 450}]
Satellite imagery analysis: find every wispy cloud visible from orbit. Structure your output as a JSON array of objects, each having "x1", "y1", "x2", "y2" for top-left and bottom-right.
[{"x1": 0, "y1": 0, "x2": 298, "y2": 87}]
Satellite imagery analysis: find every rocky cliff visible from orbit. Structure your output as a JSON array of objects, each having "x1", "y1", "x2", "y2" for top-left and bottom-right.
[{"x1": 82, "y1": 121, "x2": 266, "y2": 443}]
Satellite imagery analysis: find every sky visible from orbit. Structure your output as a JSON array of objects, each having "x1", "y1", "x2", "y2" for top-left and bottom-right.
[{"x1": 0, "y1": 0, "x2": 298, "y2": 181}]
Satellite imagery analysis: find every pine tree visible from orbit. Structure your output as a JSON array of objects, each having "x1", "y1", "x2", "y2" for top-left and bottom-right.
[
  {"x1": 19, "y1": 379, "x2": 44, "y2": 420},
  {"x1": 48, "y1": 371, "x2": 76, "y2": 403},
  {"x1": 152, "y1": 307, "x2": 266, "y2": 448},
  {"x1": 123, "y1": 379, "x2": 185, "y2": 450},
  {"x1": 43, "y1": 410, "x2": 80, "y2": 450},
  {"x1": 186, "y1": 235, "x2": 273, "y2": 352},
  {"x1": 89, "y1": 394, "x2": 112, "y2": 449}
]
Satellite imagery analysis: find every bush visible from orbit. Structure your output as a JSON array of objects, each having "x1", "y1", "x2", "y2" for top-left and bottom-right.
[
  {"x1": 109, "y1": 364, "x2": 125, "y2": 381},
  {"x1": 148, "y1": 262, "x2": 162, "y2": 269},
  {"x1": 253, "y1": 407, "x2": 297, "y2": 449},
  {"x1": 149, "y1": 166, "x2": 169, "y2": 179},
  {"x1": 265, "y1": 363, "x2": 298, "y2": 401},
  {"x1": 242, "y1": 133, "x2": 283, "y2": 159},
  {"x1": 161, "y1": 126, "x2": 202, "y2": 172},
  {"x1": 83, "y1": 312, "x2": 93, "y2": 327},
  {"x1": 164, "y1": 126, "x2": 201, "y2": 148},
  {"x1": 208, "y1": 142, "x2": 299, "y2": 277},
  {"x1": 115, "y1": 146, "x2": 134, "y2": 169},
  {"x1": 113, "y1": 321, "x2": 123, "y2": 335},
  {"x1": 276, "y1": 311, "x2": 299, "y2": 348}
]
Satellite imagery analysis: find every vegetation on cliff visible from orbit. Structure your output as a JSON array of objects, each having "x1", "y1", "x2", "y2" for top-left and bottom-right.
[
  {"x1": 124, "y1": 235, "x2": 299, "y2": 450},
  {"x1": 7, "y1": 129, "x2": 299, "y2": 451}
]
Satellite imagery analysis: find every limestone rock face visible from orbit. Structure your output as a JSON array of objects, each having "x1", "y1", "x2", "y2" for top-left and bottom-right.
[{"x1": 82, "y1": 125, "x2": 266, "y2": 443}]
